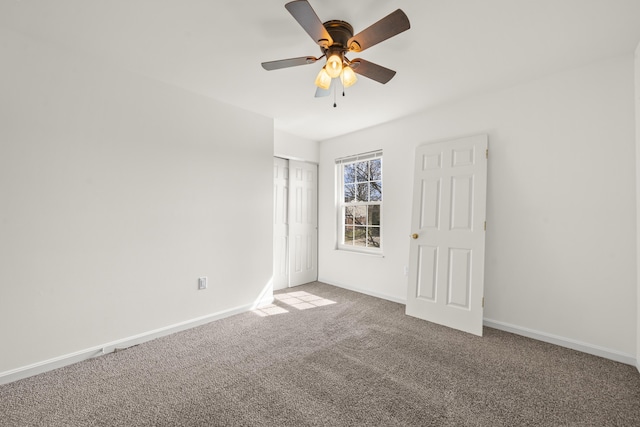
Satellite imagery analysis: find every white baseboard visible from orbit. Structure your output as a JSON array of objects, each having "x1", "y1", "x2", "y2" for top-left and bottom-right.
[
  {"x1": 319, "y1": 281, "x2": 637, "y2": 368},
  {"x1": 318, "y1": 278, "x2": 407, "y2": 305},
  {"x1": 3, "y1": 292, "x2": 635, "y2": 385},
  {"x1": 0, "y1": 302, "x2": 259, "y2": 386},
  {"x1": 484, "y1": 318, "x2": 637, "y2": 367}
]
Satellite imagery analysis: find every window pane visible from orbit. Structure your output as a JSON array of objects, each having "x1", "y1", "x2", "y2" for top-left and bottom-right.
[
  {"x1": 357, "y1": 183, "x2": 369, "y2": 202},
  {"x1": 370, "y1": 181, "x2": 382, "y2": 201},
  {"x1": 344, "y1": 184, "x2": 356, "y2": 202},
  {"x1": 338, "y1": 152, "x2": 382, "y2": 252},
  {"x1": 344, "y1": 226, "x2": 354, "y2": 245},
  {"x1": 367, "y1": 227, "x2": 380, "y2": 248},
  {"x1": 353, "y1": 226, "x2": 367, "y2": 246},
  {"x1": 344, "y1": 163, "x2": 355, "y2": 183},
  {"x1": 351, "y1": 206, "x2": 367, "y2": 225},
  {"x1": 369, "y1": 159, "x2": 381, "y2": 180},
  {"x1": 355, "y1": 161, "x2": 368, "y2": 182},
  {"x1": 345, "y1": 206, "x2": 355, "y2": 225},
  {"x1": 368, "y1": 205, "x2": 380, "y2": 226}
]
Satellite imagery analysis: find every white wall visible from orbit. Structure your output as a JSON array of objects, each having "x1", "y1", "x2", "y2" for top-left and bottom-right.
[
  {"x1": 636, "y1": 41, "x2": 640, "y2": 370},
  {"x1": 0, "y1": 28, "x2": 273, "y2": 377},
  {"x1": 319, "y1": 55, "x2": 637, "y2": 361},
  {"x1": 274, "y1": 129, "x2": 319, "y2": 163}
]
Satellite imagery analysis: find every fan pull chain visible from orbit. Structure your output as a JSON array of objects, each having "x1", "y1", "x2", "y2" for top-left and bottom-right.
[{"x1": 333, "y1": 80, "x2": 337, "y2": 108}]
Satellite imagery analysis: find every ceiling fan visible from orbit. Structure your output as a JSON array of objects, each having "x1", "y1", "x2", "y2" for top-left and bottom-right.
[{"x1": 261, "y1": 0, "x2": 410, "y2": 98}]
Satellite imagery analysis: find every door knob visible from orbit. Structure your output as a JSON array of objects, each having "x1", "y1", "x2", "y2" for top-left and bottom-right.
[{"x1": 411, "y1": 233, "x2": 419, "y2": 239}]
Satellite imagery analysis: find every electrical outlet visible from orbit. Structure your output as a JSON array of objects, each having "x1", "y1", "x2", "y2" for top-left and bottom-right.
[
  {"x1": 198, "y1": 277, "x2": 207, "y2": 290},
  {"x1": 403, "y1": 266, "x2": 409, "y2": 277}
]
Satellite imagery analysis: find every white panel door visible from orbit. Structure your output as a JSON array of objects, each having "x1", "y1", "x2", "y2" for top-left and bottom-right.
[
  {"x1": 273, "y1": 157, "x2": 289, "y2": 291},
  {"x1": 288, "y1": 160, "x2": 318, "y2": 287},
  {"x1": 405, "y1": 135, "x2": 488, "y2": 336}
]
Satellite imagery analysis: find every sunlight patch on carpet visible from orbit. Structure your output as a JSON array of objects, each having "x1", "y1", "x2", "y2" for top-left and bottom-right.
[
  {"x1": 252, "y1": 304, "x2": 289, "y2": 317},
  {"x1": 276, "y1": 291, "x2": 336, "y2": 310},
  {"x1": 253, "y1": 291, "x2": 336, "y2": 316}
]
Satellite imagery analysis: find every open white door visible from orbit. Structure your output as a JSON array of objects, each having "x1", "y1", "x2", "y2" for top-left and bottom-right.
[
  {"x1": 405, "y1": 135, "x2": 488, "y2": 336},
  {"x1": 288, "y1": 160, "x2": 318, "y2": 287}
]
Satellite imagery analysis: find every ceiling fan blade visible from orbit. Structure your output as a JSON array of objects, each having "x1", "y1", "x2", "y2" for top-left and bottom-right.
[
  {"x1": 262, "y1": 56, "x2": 318, "y2": 71},
  {"x1": 285, "y1": 0, "x2": 333, "y2": 47},
  {"x1": 348, "y1": 9, "x2": 410, "y2": 52},
  {"x1": 314, "y1": 78, "x2": 335, "y2": 97},
  {"x1": 350, "y1": 59, "x2": 396, "y2": 84}
]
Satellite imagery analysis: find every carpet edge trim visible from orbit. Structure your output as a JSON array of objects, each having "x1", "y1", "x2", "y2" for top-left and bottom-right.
[
  {"x1": 0, "y1": 300, "x2": 268, "y2": 386},
  {"x1": 484, "y1": 318, "x2": 636, "y2": 366},
  {"x1": 318, "y1": 278, "x2": 407, "y2": 304},
  {"x1": 317, "y1": 280, "x2": 637, "y2": 367}
]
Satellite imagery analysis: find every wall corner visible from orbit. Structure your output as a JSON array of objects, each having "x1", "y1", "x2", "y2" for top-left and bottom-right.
[{"x1": 635, "y1": 40, "x2": 640, "y2": 372}]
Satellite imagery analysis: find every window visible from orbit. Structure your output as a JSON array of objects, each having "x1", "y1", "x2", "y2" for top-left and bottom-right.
[{"x1": 337, "y1": 151, "x2": 382, "y2": 252}]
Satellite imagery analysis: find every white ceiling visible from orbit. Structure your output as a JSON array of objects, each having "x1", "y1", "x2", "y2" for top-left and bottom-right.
[{"x1": 2, "y1": 0, "x2": 640, "y2": 141}]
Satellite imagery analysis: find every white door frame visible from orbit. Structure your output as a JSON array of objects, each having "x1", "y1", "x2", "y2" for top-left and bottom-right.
[{"x1": 273, "y1": 157, "x2": 290, "y2": 291}]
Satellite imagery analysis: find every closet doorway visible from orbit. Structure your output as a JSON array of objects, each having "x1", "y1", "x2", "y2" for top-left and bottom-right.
[{"x1": 273, "y1": 157, "x2": 318, "y2": 290}]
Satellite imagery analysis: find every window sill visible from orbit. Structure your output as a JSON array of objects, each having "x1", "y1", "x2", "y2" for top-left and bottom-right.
[{"x1": 335, "y1": 247, "x2": 385, "y2": 258}]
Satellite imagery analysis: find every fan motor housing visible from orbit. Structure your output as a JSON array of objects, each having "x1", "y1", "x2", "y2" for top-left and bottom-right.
[{"x1": 322, "y1": 20, "x2": 354, "y2": 51}]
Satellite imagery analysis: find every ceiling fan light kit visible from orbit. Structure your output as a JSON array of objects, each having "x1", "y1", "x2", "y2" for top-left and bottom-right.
[
  {"x1": 340, "y1": 65, "x2": 357, "y2": 88},
  {"x1": 314, "y1": 67, "x2": 332, "y2": 90},
  {"x1": 325, "y1": 50, "x2": 343, "y2": 78},
  {"x1": 262, "y1": 0, "x2": 410, "y2": 100}
]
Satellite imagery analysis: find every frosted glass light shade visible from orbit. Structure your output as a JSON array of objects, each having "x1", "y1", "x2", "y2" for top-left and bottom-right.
[
  {"x1": 341, "y1": 66, "x2": 358, "y2": 88},
  {"x1": 325, "y1": 53, "x2": 343, "y2": 78},
  {"x1": 315, "y1": 67, "x2": 332, "y2": 90}
]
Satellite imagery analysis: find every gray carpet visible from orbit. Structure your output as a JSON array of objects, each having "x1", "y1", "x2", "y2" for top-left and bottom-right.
[{"x1": 1, "y1": 282, "x2": 639, "y2": 426}]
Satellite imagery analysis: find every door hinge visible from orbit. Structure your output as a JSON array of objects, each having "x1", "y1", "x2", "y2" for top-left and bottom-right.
[
  {"x1": 484, "y1": 221, "x2": 487, "y2": 231},
  {"x1": 482, "y1": 297, "x2": 485, "y2": 308},
  {"x1": 485, "y1": 148, "x2": 489, "y2": 159}
]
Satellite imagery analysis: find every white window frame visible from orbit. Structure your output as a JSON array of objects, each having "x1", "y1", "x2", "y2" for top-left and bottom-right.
[{"x1": 336, "y1": 150, "x2": 383, "y2": 254}]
